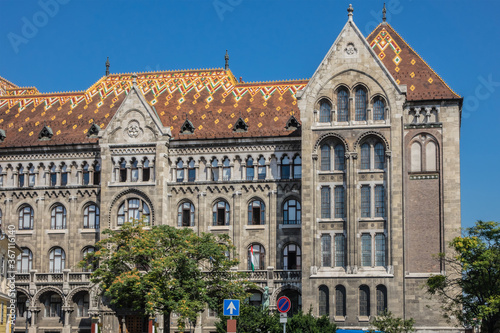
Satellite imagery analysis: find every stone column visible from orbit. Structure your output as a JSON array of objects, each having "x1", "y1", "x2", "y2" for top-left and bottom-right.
[{"x1": 62, "y1": 306, "x2": 73, "y2": 333}]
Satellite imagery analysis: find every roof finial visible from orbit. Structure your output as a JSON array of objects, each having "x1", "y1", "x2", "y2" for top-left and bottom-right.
[
  {"x1": 382, "y1": 3, "x2": 387, "y2": 23},
  {"x1": 105, "y1": 57, "x2": 110, "y2": 76},
  {"x1": 132, "y1": 73, "x2": 137, "y2": 86},
  {"x1": 224, "y1": 50, "x2": 229, "y2": 70},
  {"x1": 347, "y1": 4, "x2": 353, "y2": 21}
]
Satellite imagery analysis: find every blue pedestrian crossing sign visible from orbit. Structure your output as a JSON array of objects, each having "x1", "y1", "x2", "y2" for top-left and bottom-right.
[{"x1": 223, "y1": 299, "x2": 240, "y2": 316}]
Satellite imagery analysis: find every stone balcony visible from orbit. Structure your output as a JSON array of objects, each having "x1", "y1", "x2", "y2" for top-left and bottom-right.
[{"x1": 15, "y1": 270, "x2": 92, "y2": 295}]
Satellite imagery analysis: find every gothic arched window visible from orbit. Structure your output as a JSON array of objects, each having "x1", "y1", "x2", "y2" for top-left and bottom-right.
[
  {"x1": 355, "y1": 87, "x2": 367, "y2": 121},
  {"x1": 51, "y1": 204, "x2": 67, "y2": 230},
  {"x1": 49, "y1": 247, "x2": 66, "y2": 273},
  {"x1": 283, "y1": 199, "x2": 301, "y2": 225},
  {"x1": 178, "y1": 201, "x2": 195, "y2": 227},
  {"x1": 319, "y1": 100, "x2": 331, "y2": 123},
  {"x1": 337, "y1": 89, "x2": 349, "y2": 122},
  {"x1": 117, "y1": 199, "x2": 150, "y2": 225},
  {"x1": 18, "y1": 205, "x2": 34, "y2": 230},
  {"x1": 212, "y1": 200, "x2": 230, "y2": 226},
  {"x1": 83, "y1": 204, "x2": 99, "y2": 229}
]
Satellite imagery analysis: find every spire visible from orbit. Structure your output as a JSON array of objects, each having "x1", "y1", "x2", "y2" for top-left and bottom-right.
[
  {"x1": 347, "y1": 4, "x2": 353, "y2": 21},
  {"x1": 224, "y1": 50, "x2": 229, "y2": 70},
  {"x1": 105, "y1": 57, "x2": 110, "y2": 76},
  {"x1": 382, "y1": 3, "x2": 387, "y2": 23}
]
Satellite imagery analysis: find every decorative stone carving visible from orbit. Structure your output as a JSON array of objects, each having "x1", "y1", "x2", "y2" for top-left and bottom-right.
[
  {"x1": 127, "y1": 121, "x2": 141, "y2": 138},
  {"x1": 344, "y1": 42, "x2": 358, "y2": 56}
]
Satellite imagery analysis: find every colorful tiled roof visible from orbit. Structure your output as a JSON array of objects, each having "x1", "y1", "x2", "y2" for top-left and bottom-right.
[
  {"x1": 0, "y1": 69, "x2": 307, "y2": 147},
  {"x1": 0, "y1": 76, "x2": 19, "y2": 96},
  {"x1": 367, "y1": 23, "x2": 461, "y2": 101}
]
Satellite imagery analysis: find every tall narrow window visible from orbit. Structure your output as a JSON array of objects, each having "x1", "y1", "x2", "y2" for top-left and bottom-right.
[
  {"x1": 281, "y1": 156, "x2": 290, "y2": 179},
  {"x1": 321, "y1": 186, "x2": 331, "y2": 219},
  {"x1": 142, "y1": 159, "x2": 151, "y2": 182},
  {"x1": 213, "y1": 201, "x2": 230, "y2": 226},
  {"x1": 321, "y1": 145, "x2": 331, "y2": 171},
  {"x1": 293, "y1": 155, "x2": 301, "y2": 179},
  {"x1": 248, "y1": 244, "x2": 265, "y2": 270},
  {"x1": 50, "y1": 165, "x2": 57, "y2": 186},
  {"x1": 83, "y1": 204, "x2": 99, "y2": 229},
  {"x1": 321, "y1": 234, "x2": 331, "y2": 267},
  {"x1": 60, "y1": 165, "x2": 68, "y2": 186},
  {"x1": 176, "y1": 160, "x2": 184, "y2": 182},
  {"x1": 410, "y1": 142, "x2": 422, "y2": 172},
  {"x1": 248, "y1": 200, "x2": 265, "y2": 225},
  {"x1": 17, "y1": 248, "x2": 33, "y2": 273},
  {"x1": 246, "y1": 157, "x2": 254, "y2": 180},
  {"x1": 211, "y1": 159, "x2": 219, "y2": 181},
  {"x1": 359, "y1": 285, "x2": 370, "y2": 317},
  {"x1": 334, "y1": 145, "x2": 345, "y2": 171},
  {"x1": 76, "y1": 293, "x2": 90, "y2": 317},
  {"x1": 188, "y1": 160, "x2": 196, "y2": 182},
  {"x1": 375, "y1": 234, "x2": 386, "y2": 266},
  {"x1": 119, "y1": 160, "x2": 127, "y2": 182},
  {"x1": 131, "y1": 159, "x2": 139, "y2": 182},
  {"x1": 283, "y1": 244, "x2": 301, "y2": 270},
  {"x1": 178, "y1": 202, "x2": 195, "y2": 227},
  {"x1": 376, "y1": 285, "x2": 387, "y2": 315},
  {"x1": 319, "y1": 100, "x2": 331, "y2": 123},
  {"x1": 51, "y1": 205, "x2": 67, "y2": 230},
  {"x1": 49, "y1": 247, "x2": 66, "y2": 273},
  {"x1": 334, "y1": 234, "x2": 345, "y2": 268},
  {"x1": 361, "y1": 185, "x2": 371, "y2": 218},
  {"x1": 258, "y1": 157, "x2": 266, "y2": 180},
  {"x1": 45, "y1": 294, "x2": 62, "y2": 318},
  {"x1": 223, "y1": 158, "x2": 231, "y2": 181},
  {"x1": 361, "y1": 234, "x2": 372, "y2": 267},
  {"x1": 337, "y1": 89, "x2": 349, "y2": 122},
  {"x1": 18, "y1": 166, "x2": 25, "y2": 187},
  {"x1": 283, "y1": 199, "x2": 301, "y2": 225},
  {"x1": 374, "y1": 143, "x2": 385, "y2": 169},
  {"x1": 18, "y1": 206, "x2": 34, "y2": 230},
  {"x1": 355, "y1": 87, "x2": 367, "y2": 121},
  {"x1": 318, "y1": 286, "x2": 329, "y2": 316},
  {"x1": 82, "y1": 164, "x2": 90, "y2": 185},
  {"x1": 375, "y1": 185, "x2": 385, "y2": 217},
  {"x1": 373, "y1": 98, "x2": 385, "y2": 120},
  {"x1": 335, "y1": 286, "x2": 346, "y2": 317},
  {"x1": 426, "y1": 141, "x2": 437, "y2": 171},
  {"x1": 0, "y1": 209, "x2": 2, "y2": 229},
  {"x1": 93, "y1": 163, "x2": 101, "y2": 185},
  {"x1": 334, "y1": 186, "x2": 345, "y2": 218},
  {"x1": 28, "y1": 166, "x2": 36, "y2": 187},
  {"x1": 361, "y1": 143, "x2": 370, "y2": 169}
]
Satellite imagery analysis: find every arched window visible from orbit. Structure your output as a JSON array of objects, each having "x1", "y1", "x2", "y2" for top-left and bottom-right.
[
  {"x1": 280, "y1": 155, "x2": 290, "y2": 180},
  {"x1": 28, "y1": 165, "x2": 36, "y2": 187},
  {"x1": 248, "y1": 199, "x2": 265, "y2": 225},
  {"x1": 283, "y1": 199, "x2": 301, "y2": 225},
  {"x1": 222, "y1": 157, "x2": 231, "y2": 181},
  {"x1": 74, "y1": 292, "x2": 90, "y2": 317},
  {"x1": 82, "y1": 247, "x2": 96, "y2": 272},
  {"x1": 142, "y1": 159, "x2": 150, "y2": 182},
  {"x1": 178, "y1": 202, "x2": 195, "y2": 227},
  {"x1": 211, "y1": 159, "x2": 219, "y2": 181},
  {"x1": 319, "y1": 100, "x2": 331, "y2": 123},
  {"x1": 293, "y1": 155, "x2": 301, "y2": 179},
  {"x1": 188, "y1": 159, "x2": 196, "y2": 182},
  {"x1": 83, "y1": 204, "x2": 99, "y2": 229},
  {"x1": 337, "y1": 89, "x2": 349, "y2": 122},
  {"x1": 361, "y1": 143, "x2": 370, "y2": 169},
  {"x1": 176, "y1": 160, "x2": 184, "y2": 182},
  {"x1": 43, "y1": 292, "x2": 62, "y2": 318},
  {"x1": 18, "y1": 205, "x2": 34, "y2": 230},
  {"x1": 411, "y1": 142, "x2": 422, "y2": 172},
  {"x1": 283, "y1": 244, "x2": 301, "y2": 270},
  {"x1": 50, "y1": 164, "x2": 57, "y2": 186},
  {"x1": 355, "y1": 87, "x2": 367, "y2": 121},
  {"x1": 374, "y1": 143, "x2": 385, "y2": 169},
  {"x1": 60, "y1": 164, "x2": 68, "y2": 186},
  {"x1": 359, "y1": 285, "x2": 370, "y2": 317},
  {"x1": 334, "y1": 145, "x2": 345, "y2": 171},
  {"x1": 426, "y1": 141, "x2": 437, "y2": 171},
  {"x1": 248, "y1": 243, "x2": 265, "y2": 270},
  {"x1": 119, "y1": 160, "x2": 127, "y2": 182},
  {"x1": 131, "y1": 159, "x2": 139, "y2": 182},
  {"x1": 335, "y1": 285, "x2": 346, "y2": 317},
  {"x1": 49, "y1": 247, "x2": 66, "y2": 273},
  {"x1": 212, "y1": 200, "x2": 230, "y2": 226},
  {"x1": 18, "y1": 166, "x2": 25, "y2": 187},
  {"x1": 373, "y1": 97, "x2": 385, "y2": 120},
  {"x1": 117, "y1": 198, "x2": 151, "y2": 225},
  {"x1": 258, "y1": 157, "x2": 266, "y2": 180},
  {"x1": 82, "y1": 163, "x2": 90, "y2": 185},
  {"x1": 246, "y1": 157, "x2": 254, "y2": 180},
  {"x1": 376, "y1": 285, "x2": 388, "y2": 315},
  {"x1": 319, "y1": 285, "x2": 329, "y2": 316},
  {"x1": 16, "y1": 248, "x2": 33, "y2": 273},
  {"x1": 51, "y1": 205, "x2": 67, "y2": 230},
  {"x1": 320, "y1": 145, "x2": 330, "y2": 171}
]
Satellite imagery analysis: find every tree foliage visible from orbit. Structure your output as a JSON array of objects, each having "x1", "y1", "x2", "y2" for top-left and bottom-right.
[
  {"x1": 370, "y1": 310, "x2": 415, "y2": 333},
  {"x1": 82, "y1": 221, "x2": 253, "y2": 330},
  {"x1": 426, "y1": 220, "x2": 500, "y2": 333}
]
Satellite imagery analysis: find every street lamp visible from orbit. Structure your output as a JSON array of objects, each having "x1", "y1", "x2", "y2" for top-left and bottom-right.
[{"x1": 24, "y1": 299, "x2": 30, "y2": 333}]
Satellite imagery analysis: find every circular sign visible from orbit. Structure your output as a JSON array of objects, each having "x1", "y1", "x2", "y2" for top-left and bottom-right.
[{"x1": 277, "y1": 296, "x2": 291, "y2": 313}]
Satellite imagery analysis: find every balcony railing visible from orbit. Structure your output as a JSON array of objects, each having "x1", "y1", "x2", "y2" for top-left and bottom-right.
[{"x1": 15, "y1": 270, "x2": 92, "y2": 286}]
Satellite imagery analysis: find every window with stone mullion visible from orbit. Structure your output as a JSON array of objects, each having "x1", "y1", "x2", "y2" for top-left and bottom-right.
[
  {"x1": 355, "y1": 88, "x2": 367, "y2": 121},
  {"x1": 321, "y1": 234, "x2": 331, "y2": 267},
  {"x1": 321, "y1": 186, "x2": 331, "y2": 219},
  {"x1": 334, "y1": 186, "x2": 345, "y2": 218},
  {"x1": 361, "y1": 234, "x2": 372, "y2": 267}
]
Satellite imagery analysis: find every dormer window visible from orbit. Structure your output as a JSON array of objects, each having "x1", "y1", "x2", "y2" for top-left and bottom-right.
[
  {"x1": 233, "y1": 117, "x2": 248, "y2": 132},
  {"x1": 87, "y1": 123, "x2": 100, "y2": 138},
  {"x1": 285, "y1": 115, "x2": 300, "y2": 130},
  {"x1": 39, "y1": 126, "x2": 53, "y2": 141},
  {"x1": 180, "y1": 119, "x2": 195, "y2": 134},
  {"x1": 0, "y1": 129, "x2": 5, "y2": 142}
]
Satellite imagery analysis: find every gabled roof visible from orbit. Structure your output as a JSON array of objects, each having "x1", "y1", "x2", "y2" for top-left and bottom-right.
[{"x1": 367, "y1": 23, "x2": 461, "y2": 101}]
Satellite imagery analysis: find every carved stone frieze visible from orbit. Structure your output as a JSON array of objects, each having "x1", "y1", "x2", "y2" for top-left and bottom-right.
[{"x1": 168, "y1": 144, "x2": 300, "y2": 156}]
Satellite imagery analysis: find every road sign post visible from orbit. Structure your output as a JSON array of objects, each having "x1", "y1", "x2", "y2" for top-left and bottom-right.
[
  {"x1": 223, "y1": 299, "x2": 240, "y2": 332},
  {"x1": 277, "y1": 296, "x2": 291, "y2": 333}
]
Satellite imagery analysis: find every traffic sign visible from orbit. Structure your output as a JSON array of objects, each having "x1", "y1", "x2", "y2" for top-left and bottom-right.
[
  {"x1": 223, "y1": 299, "x2": 240, "y2": 316},
  {"x1": 277, "y1": 296, "x2": 291, "y2": 313}
]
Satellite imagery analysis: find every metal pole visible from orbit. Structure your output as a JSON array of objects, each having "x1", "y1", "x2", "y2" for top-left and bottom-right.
[{"x1": 283, "y1": 322, "x2": 286, "y2": 333}]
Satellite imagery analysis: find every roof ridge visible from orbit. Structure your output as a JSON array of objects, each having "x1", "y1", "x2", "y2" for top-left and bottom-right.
[
  {"x1": 107, "y1": 68, "x2": 226, "y2": 77},
  {"x1": 383, "y1": 23, "x2": 461, "y2": 98},
  {"x1": 0, "y1": 90, "x2": 85, "y2": 99},
  {"x1": 0, "y1": 75, "x2": 19, "y2": 88},
  {"x1": 236, "y1": 78, "x2": 309, "y2": 86}
]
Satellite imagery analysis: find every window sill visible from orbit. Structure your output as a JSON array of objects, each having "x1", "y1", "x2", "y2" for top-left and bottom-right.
[
  {"x1": 16, "y1": 230, "x2": 34, "y2": 235},
  {"x1": 358, "y1": 316, "x2": 370, "y2": 322},
  {"x1": 78, "y1": 229, "x2": 99, "y2": 234},
  {"x1": 279, "y1": 224, "x2": 301, "y2": 229},
  {"x1": 245, "y1": 225, "x2": 265, "y2": 230},
  {"x1": 108, "y1": 181, "x2": 155, "y2": 187},
  {"x1": 208, "y1": 226, "x2": 231, "y2": 231},
  {"x1": 358, "y1": 217, "x2": 386, "y2": 223},
  {"x1": 333, "y1": 316, "x2": 345, "y2": 322},
  {"x1": 318, "y1": 218, "x2": 345, "y2": 223},
  {"x1": 46, "y1": 229, "x2": 67, "y2": 235}
]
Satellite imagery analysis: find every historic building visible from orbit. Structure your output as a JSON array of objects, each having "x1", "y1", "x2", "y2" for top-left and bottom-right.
[{"x1": 0, "y1": 5, "x2": 462, "y2": 333}]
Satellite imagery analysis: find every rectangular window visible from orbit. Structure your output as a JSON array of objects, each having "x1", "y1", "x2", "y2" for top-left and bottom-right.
[
  {"x1": 321, "y1": 187, "x2": 331, "y2": 219},
  {"x1": 375, "y1": 234, "x2": 386, "y2": 266},
  {"x1": 188, "y1": 168, "x2": 196, "y2": 182},
  {"x1": 182, "y1": 209, "x2": 191, "y2": 227},
  {"x1": 61, "y1": 172, "x2": 68, "y2": 186},
  {"x1": 258, "y1": 166, "x2": 266, "y2": 180},
  {"x1": 18, "y1": 174, "x2": 24, "y2": 187},
  {"x1": 334, "y1": 234, "x2": 345, "y2": 268},
  {"x1": 28, "y1": 174, "x2": 35, "y2": 187},
  {"x1": 334, "y1": 186, "x2": 344, "y2": 218},
  {"x1": 361, "y1": 185, "x2": 371, "y2": 218},
  {"x1": 83, "y1": 172, "x2": 90, "y2": 185},
  {"x1": 361, "y1": 234, "x2": 372, "y2": 267},
  {"x1": 281, "y1": 165, "x2": 290, "y2": 180},
  {"x1": 141, "y1": 168, "x2": 149, "y2": 182},
  {"x1": 222, "y1": 167, "x2": 231, "y2": 181},
  {"x1": 119, "y1": 169, "x2": 126, "y2": 182},
  {"x1": 246, "y1": 166, "x2": 254, "y2": 180},
  {"x1": 375, "y1": 185, "x2": 385, "y2": 217},
  {"x1": 176, "y1": 169, "x2": 184, "y2": 182},
  {"x1": 321, "y1": 234, "x2": 331, "y2": 267}
]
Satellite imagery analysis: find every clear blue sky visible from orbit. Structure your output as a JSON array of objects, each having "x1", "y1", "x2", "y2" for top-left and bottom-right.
[{"x1": 1, "y1": 0, "x2": 499, "y2": 229}]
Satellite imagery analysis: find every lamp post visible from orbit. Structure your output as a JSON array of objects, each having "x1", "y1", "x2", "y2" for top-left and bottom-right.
[{"x1": 25, "y1": 299, "x2": 30, "y2": 333}]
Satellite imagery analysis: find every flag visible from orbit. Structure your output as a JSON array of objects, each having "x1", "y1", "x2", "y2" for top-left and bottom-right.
[{"x1": 250, "y1": 245, "x2": 256, "y2": 272}]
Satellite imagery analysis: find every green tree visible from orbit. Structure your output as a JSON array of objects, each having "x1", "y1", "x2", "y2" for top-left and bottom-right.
[
  {"x1": 82, "y1": 221, "x2": 253, "y2": 331},
  {"x1": 286, "y1": 308, "x2": 337, "y2": 333},
  {"x1": 370, "y1": 310, "x2": 415, "y2": 333},
  {"x1": 426, "y1": 220, "x2": 500, "y2": 333}
]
